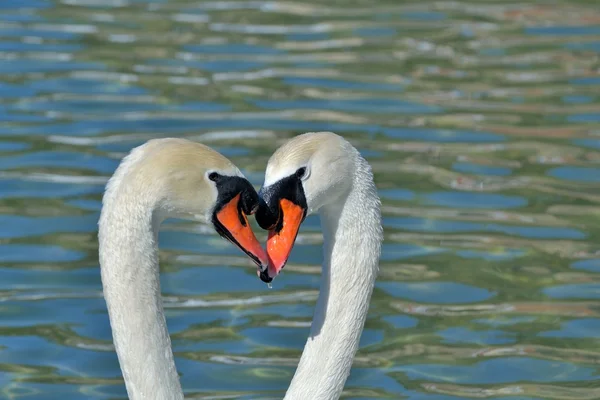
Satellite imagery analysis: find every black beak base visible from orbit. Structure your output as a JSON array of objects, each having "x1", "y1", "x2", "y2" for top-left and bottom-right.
[
  {"x1": 256, "y1": 173, "x2": 307, "y2": 232},
  {"x1": 211, "y1": 174, "x2": 260, "y2": 217},
  {"x1": 255, "y1": 186, "x2": 280, "y2": 231}
]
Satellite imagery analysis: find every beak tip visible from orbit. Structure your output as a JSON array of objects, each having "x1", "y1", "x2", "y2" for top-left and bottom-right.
[{"x1": 259, "y1": 269, "x2": 273, "y2": 283}]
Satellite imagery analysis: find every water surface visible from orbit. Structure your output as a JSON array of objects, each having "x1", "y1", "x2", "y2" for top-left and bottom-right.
[{"x1": 2, "y1": 0, "x2": 600, "y2": 399}]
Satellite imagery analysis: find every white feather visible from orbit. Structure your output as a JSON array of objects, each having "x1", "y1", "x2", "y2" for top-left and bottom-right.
[{"x1": 263, "y1": 132, "x2": 383, "y2": 400}]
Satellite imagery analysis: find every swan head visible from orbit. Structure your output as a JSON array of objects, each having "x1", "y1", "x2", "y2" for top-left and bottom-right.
[
  {"x1": 255, "y1": 132, "x2": 355, "y2": 282},
  {"x1": 109, "y1": 138, "x2": 268, "y2": 269}
]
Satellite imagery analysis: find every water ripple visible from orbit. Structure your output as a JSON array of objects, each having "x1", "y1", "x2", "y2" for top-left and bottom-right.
[{"x1": 2, "y1": 0, "x2": 600, "y2": 398}]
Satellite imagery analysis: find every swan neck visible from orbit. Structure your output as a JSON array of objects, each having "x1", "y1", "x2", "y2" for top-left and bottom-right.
[
  {"x1": 99, "y1": 179, "x2": 183, "y2": 400},
  {"x1": 284, "y1": 156, "x2": 382, "y2": 400}
]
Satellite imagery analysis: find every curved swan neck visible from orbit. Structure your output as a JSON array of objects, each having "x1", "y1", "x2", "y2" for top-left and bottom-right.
[
  {"x1": 99, "y1": 154, "x2": 183, "y2": 400},
  {"x1": 284, "y1": 153, "x2": 382, "y2": 400}
]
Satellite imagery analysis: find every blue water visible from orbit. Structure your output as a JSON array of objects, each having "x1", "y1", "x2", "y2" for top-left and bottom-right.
[{"x1": 2, "y1": 1, "x2": 600, "y2": 399}]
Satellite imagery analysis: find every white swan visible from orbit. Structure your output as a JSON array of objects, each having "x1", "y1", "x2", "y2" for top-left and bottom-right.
[
  {"x1": 98, "y1": 138, "x2": 269, "y2": 400},
  {"x1": 255, "y1": 131, "x2": 383, "y2": 400}
]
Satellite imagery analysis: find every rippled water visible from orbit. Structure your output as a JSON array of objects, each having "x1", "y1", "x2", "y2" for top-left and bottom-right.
[{"x1": 2, "y1": 0, "x2": 600, "y2": 399}]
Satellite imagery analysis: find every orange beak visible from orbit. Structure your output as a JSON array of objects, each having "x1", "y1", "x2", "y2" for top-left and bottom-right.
[
  {"x1": 215, "y1": 193, "x2": 268, "y2": 268},
  {"x1": 265, "y1": 199, "x2": 305, "y2": 278}
]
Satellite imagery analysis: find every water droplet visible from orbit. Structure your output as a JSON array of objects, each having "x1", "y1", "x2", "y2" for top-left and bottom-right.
[{"x1": 267, "y1": 283, "x2": 272, "y2": 289}]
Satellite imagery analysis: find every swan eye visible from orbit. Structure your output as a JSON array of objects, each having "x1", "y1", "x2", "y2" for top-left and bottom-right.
[
  {"x1": 296, "y1": 167, "x2": 307, "y2": 179},
  {"x1": 208, "y1": 172, "x2": 220, "y2": 182}
]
